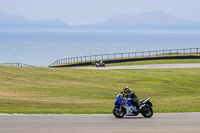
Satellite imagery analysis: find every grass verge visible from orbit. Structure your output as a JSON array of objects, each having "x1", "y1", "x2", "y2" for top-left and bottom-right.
[
  {"x1": 0, "y1": 64, "x2": 200, "y2": 114},
  {"x1": 106, "y1": 59, "x2": 200, "y2": 66}
]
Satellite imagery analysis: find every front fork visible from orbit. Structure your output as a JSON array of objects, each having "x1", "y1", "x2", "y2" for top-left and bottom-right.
[
  {"x1": 119, "y1": 105, "x2": 122, "y2": 111},
  {"x1": 114, "y1": 105, "x2": 122, "y2": 111}
]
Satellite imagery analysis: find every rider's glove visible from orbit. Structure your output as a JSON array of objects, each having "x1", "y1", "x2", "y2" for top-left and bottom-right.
[{"x1": 127, "y1": 98, "x2": 132, "y2": 101}]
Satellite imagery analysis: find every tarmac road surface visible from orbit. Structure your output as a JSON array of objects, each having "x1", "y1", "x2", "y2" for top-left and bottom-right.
[
  {"x1": 75, "y1": 63, "x2": 200, "y2": 69},
  {"x1": 0, "y1": 113, "x2": 200, "y2": 133}
]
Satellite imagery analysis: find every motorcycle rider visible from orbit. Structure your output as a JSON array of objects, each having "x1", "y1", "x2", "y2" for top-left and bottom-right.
[
  {"x1": 123, "y1": 86, "x2": 139, "y2": 112},
  {"x1": 99, "y1": 61, "x2": 104, "y2": 65}
]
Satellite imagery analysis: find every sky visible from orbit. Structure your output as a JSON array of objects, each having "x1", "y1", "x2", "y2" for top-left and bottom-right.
[{"x1": 0, "y1": 0, "x2": 200, "y2": 25}]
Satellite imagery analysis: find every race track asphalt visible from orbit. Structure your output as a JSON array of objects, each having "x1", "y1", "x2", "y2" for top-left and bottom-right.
[
  {"x1": 0, "y1": 113, "x2": 200, "y2": 133},
  {"x1": 74, "y1": 63, "x2": 200, "y2": 69}
]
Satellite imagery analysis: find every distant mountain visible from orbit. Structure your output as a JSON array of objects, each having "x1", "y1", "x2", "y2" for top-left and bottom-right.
[
  {"x1": 1, "y1": 11, "x2": 200, "y2": 32},
  {"x1": 88, "y1": 11, "x2": 200, "y2": 31},
  {"x1": 95, "y1": 11, "x2": 200, "y2": 26},
  {"x1": 0, "y1": 12, "x2": 69, "y2": 31}
]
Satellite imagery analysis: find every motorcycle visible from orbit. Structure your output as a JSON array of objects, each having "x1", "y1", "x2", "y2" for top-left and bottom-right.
[
  {"x1": 113, "y1": 92, "x2": 153, "y2": 118},
  {"x1": 96, "y1": 61, "x2": 106, "y2": 67}
]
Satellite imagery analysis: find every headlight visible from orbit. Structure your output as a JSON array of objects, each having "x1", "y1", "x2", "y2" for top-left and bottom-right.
[{"x1": 114, "y1": 99, "x2": 117, "y2": 103}]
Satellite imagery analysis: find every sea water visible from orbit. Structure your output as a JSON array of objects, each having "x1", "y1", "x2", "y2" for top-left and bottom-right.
[{"x1": 0, "y1": 32, "x2": 200, "y2": 66}]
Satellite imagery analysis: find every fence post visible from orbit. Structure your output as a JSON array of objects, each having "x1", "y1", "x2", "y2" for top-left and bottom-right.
[
  {"x1": 197, "y1": 48, "x2": 199, "y2": 54},
  {"x1": 190, "y1": 48, "x2": 191, "y2": 54}
]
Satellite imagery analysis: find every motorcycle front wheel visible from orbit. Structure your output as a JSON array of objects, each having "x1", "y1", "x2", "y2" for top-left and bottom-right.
[{"x1": 113, "y1": 107, "x2": 125, "y2": 118}]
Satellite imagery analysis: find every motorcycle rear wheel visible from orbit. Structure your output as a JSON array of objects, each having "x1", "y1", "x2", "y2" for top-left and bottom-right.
[
  {"x1": 141, "y1": 107, "x2": 153, "y2": 118},
  {"x1": 113, "y1": 107, "x2": 125, "y2": 118}
]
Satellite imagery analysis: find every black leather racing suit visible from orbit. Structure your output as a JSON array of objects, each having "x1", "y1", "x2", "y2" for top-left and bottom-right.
[{"x1": 124, "y1": 90, "x2": 139, "y2": 107}]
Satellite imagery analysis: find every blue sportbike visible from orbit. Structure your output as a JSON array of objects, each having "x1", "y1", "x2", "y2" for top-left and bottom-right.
[{"x1": 113, "y1": 92, "x2": 153, "y2": 118}]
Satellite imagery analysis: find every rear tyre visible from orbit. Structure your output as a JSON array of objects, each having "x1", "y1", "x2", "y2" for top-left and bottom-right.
[
  {"x1": 141, "y1": 106, "x2": 153, "y2": 118},
  {"x1": 113, "y1": 107, "x2": 125, "y2": 118}
]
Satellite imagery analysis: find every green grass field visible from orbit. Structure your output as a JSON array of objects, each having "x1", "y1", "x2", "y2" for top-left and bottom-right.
[
  {"x1": 73, "y1": 59, "x2": 200, "y2": 67},
  {"x1": 0, "y1": 59, "x2": 200, "y2": 114},
  {"x1": 106, "y1": 59, "x2": 200, "y2": 66}
]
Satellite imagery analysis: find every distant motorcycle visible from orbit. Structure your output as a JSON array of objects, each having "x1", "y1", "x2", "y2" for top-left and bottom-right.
[
  {"x1": 113, "y1": 92, "x2": 153, "y2": 118},
  {"x1": 96, "y1": 61, "x2": 106, "y2": 67}
]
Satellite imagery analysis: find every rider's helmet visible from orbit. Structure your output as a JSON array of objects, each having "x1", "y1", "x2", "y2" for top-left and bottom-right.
[{"x1": 123, "y1": 86, "x2": 130, "y2": 93}]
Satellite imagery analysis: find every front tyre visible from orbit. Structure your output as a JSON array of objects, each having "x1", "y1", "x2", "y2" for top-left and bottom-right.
[
  {"x1": 141, "y1": 107, "x2": 153, "y2": 118},
  {"x1": 113, "y1": 107, "x2": 125, "y2": 118}
]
